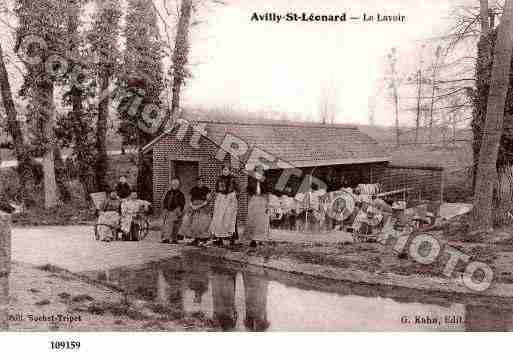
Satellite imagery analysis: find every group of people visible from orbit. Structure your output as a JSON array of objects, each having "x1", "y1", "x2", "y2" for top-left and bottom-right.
[
  {"x1": 97, "y1": 170, "x2": 417, "y2": 245},
  {"x1": 160, "y1": 166, "x2": 240, "y2": 246},
  {"x1": 96, "y1": 175, "x2": 151, "y2": 241}
]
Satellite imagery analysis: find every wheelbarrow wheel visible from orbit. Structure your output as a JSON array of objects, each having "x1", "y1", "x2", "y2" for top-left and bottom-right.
[
  {"x1": 95, "y1": 224, "x2": 116, "y2": 242},
  {"x1": 140, "y1": 219, "x2": 150, "y2": 240},
  {"x1": 94, "y1": 224, "x2": 100, "y2": 241}
]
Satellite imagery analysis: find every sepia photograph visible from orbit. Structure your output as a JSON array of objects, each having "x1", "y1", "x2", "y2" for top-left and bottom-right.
[{"x1": 0, "y1": 0, "x2": 512, "y2": 351}]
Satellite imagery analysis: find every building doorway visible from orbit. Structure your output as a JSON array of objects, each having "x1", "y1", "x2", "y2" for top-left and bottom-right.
[{"x1": 173, "y1": 161, "x2": 199, "y2": 205}]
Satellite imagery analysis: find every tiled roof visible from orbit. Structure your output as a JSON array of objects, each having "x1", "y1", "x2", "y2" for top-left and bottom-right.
[{"x1": 145, "y1": 120, "x2": 390, "y2": 166}]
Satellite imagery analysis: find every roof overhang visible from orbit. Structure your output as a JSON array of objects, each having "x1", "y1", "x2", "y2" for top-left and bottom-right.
[{"x1": 269, "y1": 157, "x2": 391, "y2": 169}]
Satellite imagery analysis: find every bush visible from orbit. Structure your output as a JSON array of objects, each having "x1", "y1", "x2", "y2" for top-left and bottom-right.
[
  {"x1": 0, "y1": 168, "x2": 20, "y2": 202},
  {"x1": 12, "y1": 201, "x2": 96, "y2": 226}
]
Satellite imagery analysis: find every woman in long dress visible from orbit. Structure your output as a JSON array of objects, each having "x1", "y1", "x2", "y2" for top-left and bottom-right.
[
  {"x1": 97, "y1": 192, "x2": 121, "y2": 242},
  {"x1": 179, "y1": 177, "x2": 212, "y2": 246},
  {"x1": 209, "y1": 166, "x2": 239, "y2": 246},
  {"x1": 244, "y1": 175, "x2": 270, "y2": 247}
]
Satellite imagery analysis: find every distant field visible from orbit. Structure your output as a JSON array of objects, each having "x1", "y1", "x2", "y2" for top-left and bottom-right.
[
  {"x1": 388, "y1": 144, "x2": 473, "y2": 172},
  {"x1": 357, "y1": 124, "x2": 473, "y2": 171},
  {"x1": 358, "y1": 124, "x2": 472, "y2": 146}
]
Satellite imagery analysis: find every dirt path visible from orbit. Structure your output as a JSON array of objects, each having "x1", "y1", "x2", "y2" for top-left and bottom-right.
[{"x1": 12, "y1": 226, "x2": 181, "y2": 272}]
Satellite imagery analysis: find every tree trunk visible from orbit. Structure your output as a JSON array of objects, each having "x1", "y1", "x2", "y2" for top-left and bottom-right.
[
  {"x1": 481, "y1": 0, "x2": 491, "y2": 63},
  {"x1": 0, "y1": 44, "x2": 33, "y2": 202},
  {"x1": 415, "y1": 70, "x2": 421, "y2": 145},
  {"x1": 429, "y1": 46, "x2": 442, "y2": 144},
  {"x1": 43, "y1": 87, "x2": 58, "y2": 209},
  {"x1": 95, "y1": 72, "x2": 109, "y2": 192},
  {"x1": 0, "y1": 214, "x2": 10, "y2": 330},
  {"x1": 495, "y1": 165, "x2": 513, "y2": 225},
  {"x1": 473, "y1": 0, "x2": 513, "y2": 231},
  {"x1": 72, "y1": 88, "x2": 96, "y2": 201},
  {"x1": 53, "y1": 146, "x2": 71, "y2": 202},
  {"x1": 472, "y1": 2, "x2": 493, "y2": 192},
  {"x1": 161, "y1": 0, "x2": 192, "y2": 131},
  {"x1": 67, "y1": 0, "x2": 95, "y2": 200},
  {"x1": 32, "y1": 79, "x2": 59, "y2": 209},
  {"x1": 394, "y1": 89, "x2": 400, "y2": 147}
]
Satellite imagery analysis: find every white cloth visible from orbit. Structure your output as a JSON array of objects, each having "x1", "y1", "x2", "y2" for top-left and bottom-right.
[
  {"x1": 210, "y1": 192, "x2": 238, "y2": 238},
  {"x1": 280, "y1": 195, "x2": 295, "y2": 213},
  {"x1": 120, "y1": 199, "x2": 150, "y2": 233}
]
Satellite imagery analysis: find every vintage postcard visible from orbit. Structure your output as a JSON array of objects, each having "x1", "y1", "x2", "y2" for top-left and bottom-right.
[{"x1": 0, "y1": 0, "x2": 511, "y2": 345}]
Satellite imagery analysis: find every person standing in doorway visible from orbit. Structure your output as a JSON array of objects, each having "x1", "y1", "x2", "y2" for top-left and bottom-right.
[
  {"x1": 161, "y1": 178, "x2": 186, "y2": 244},
  {"x1": 115, "y1": 175, "x2": 131, "y2": 200}
]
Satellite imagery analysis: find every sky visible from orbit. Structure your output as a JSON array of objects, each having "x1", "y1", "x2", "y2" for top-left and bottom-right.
[
  {"x1": 181, "y1": 0, "x2": 463, "y2": 126},
  {"x1": 0, "y1": 0, "x2": 475, "y2": 128}
]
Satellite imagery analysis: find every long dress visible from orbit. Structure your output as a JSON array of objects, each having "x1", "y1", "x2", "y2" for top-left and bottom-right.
[
  {"x1": 210, "y1": 192, "x2": 238, "y2": 238},
  {"x1": 209, "y1": 175, "x2": 238, "y2": 239},
  {"x1": 244, "y1": 194, "x2": 269, "y2": 241},
  {"x1": 97, "y1": 199, "x2": 121, "y2": 241},
  {"x1": 179, "y1": 186, "x2": 212, "y2": 239}
]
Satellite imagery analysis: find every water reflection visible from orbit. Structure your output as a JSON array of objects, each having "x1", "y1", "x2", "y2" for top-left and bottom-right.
[
  {"x1": 159, "y1": 268, "x2": 185, "y2": 312},
  {"x1": 243, "y1": 273, "x2": 270, "y2": 331},
  {"x1": 211, "y1": 266, "x2": 238, "y2": 331},
  {"x1": 98, "y1": 257, "x2": 513, "y2": 332},
  {"x1": 185, "y1": 263, "x2": 209, "y2": 305}
]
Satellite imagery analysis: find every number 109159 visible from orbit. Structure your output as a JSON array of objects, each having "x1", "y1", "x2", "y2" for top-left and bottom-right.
[{"x1": 50, "y1": 341, "x2": 81, "y2": 350}]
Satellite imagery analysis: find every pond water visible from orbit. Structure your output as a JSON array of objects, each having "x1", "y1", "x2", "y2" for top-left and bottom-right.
[{"x1": 95, "y1": 255, "x2": 513, "y2": 332}]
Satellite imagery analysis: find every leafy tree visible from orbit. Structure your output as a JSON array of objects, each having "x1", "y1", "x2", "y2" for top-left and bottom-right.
[
  {"x1": 169, "y1": 0, "x2": 193, "y2": 125},
  {"x1": 55, "y1": 0, "x2": 98, "y2": 200},
  {"x1": 88, "y1": 0, "x2": 122, "y2": 192},
  {"x1": 14, "y1": 0, "x2": 69, "y2": 208},
  {"x1": 0, "y1": 42, "x2": 36, "y2": 203},
  {"x1": 117, "y1": 0, "x2": 165, "y2": 200}
]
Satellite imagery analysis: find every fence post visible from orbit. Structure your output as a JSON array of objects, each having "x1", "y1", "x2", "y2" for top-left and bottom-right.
[{"x1": 0, "y1": 213, "x2": 10, "y2": 330}]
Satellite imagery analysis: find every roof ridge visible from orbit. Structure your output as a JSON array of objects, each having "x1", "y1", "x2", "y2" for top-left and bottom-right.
[{"x1": 195, "y1": 120, "x2": 359, "y2": 130}]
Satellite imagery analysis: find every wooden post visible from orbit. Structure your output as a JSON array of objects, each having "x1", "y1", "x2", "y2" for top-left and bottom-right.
[{"x1": 0, "y1": 213, "x2": 11, "y2": 330}]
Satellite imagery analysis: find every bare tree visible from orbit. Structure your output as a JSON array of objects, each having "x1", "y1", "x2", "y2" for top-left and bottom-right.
[
  {"x1": 387, "y1": 48, "x2": 401, "y2": 146},
  {"x1": 428, "y1": 45, "x2": 443, "y2": 143},
  {"x1": 318, "y1": 79, "x2": 339, "y2": 124}
]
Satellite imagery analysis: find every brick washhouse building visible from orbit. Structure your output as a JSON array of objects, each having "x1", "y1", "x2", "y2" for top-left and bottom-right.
[{"x1": 142, "y1": 120, "x2": 391, "y2": 225}]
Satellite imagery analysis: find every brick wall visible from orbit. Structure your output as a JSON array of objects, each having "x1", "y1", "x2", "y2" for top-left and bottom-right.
[{"x1": 152, "y1": 131, "x2": 249, "y2": 225}]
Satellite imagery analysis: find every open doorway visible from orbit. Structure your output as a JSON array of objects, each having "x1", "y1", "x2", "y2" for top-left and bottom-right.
[{"x1": 172, "y1": 161, "x2": 199, "y2": 205}]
